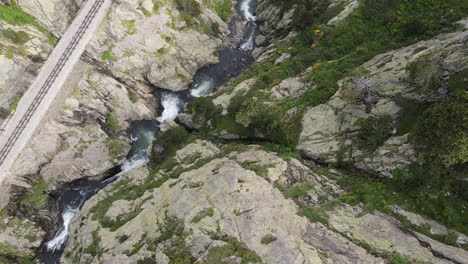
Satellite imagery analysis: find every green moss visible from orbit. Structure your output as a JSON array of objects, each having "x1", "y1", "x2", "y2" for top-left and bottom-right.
[
  {"x1": 395, "y1": 97, "x2": 429, "y2": 136},
  {"x1": 282, "y1": 183, "x2": 314, "y2": 198},
  {"x1": 101, "y1": 45, "x2": 118, "y2": 61},
  {"x1": 149, "y1": 126, "x2": 191, "y2": 167},
  {"x1": 152, "y1": 0, "x2": 164, "y2": 13},
  {"x1": 118, "y1": 235, "x2": 129, "y2": 243},
  {"x1": 191, "y1": 208, "x2": 214, "y2": 223},
  {"x1": 121, "y1": 19, "x2": 137, "y2": 35}
]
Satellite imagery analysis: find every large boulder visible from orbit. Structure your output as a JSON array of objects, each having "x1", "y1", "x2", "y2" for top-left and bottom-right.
[{"x1": 86, "y1": 0, "x2": 230, "y2": 92}]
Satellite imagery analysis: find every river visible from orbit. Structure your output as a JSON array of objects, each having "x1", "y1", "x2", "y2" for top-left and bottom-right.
[{"x1": 40, "y1": 0, "x2": 259, "y2": 263}]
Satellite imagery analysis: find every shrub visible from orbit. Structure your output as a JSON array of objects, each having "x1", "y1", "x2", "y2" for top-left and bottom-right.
[
  {"x1": 407, "y1": 54, "x2": 445, "y2": 94},
  {"x1": 149, "y1": 126, "x2": 190, "y2": 167},
  {"x1": 235, "y1": 99, "x2": 302, "y2": 146},
  {"x1": 1, "y1": 29, "x2": 29, "y2": 44},
  {"x1": 106, "y1": 111, "x2": 121, "y2": 131},
  {"x1": 410, "y1": 98, "x2": 467, "y2": 167},
  {"x1": 187, "y1": 96, "x2": 221, "y2": 124},
  {"x1": 354, "y1": 115, "x2": 393, "y2": 152}
]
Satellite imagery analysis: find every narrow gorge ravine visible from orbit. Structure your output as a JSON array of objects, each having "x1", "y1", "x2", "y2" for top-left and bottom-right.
[{"x1": 40, "y1": 0, "x2": 259, "y2": 263}]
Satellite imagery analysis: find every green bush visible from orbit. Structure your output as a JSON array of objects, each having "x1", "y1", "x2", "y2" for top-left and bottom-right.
[
  {"x1": 106, "y1": 111, "x2": 121, "y2": 131},
  {"x1": 235, "y1": 99, "x2": 302, "y2": 146},
  {"x1": 410, "y1": 98, "x2": 467, "y2": 167},
  {"x1": 354, "y1": 115, "x2": 393, "y2": 152},
  {"x1": 150, "y1": 126, "x2": 190, "y2": 167},
  {"x1": 187, "y1": 96, "x2": 221, "y2": 124},
  {"x1": 1, "y1": 29, "x2": 29, "y2": 44}
]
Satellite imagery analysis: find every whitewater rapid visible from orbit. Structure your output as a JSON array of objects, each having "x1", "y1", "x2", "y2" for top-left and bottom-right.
[
  {"x1": 45, "y1": 207, "x2": 78, "y2": 252},
  {"x1": 157, "y1": 92, "x2": 183, "y2": 122},
  {"x1": 240, "y1": 0, "x2": 256, "y2": 22}
]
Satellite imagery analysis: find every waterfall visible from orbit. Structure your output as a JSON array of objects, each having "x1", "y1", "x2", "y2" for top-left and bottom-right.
[
  {"x1": 157, "y1": 92, "x2": 183, "y2": 122},
  {"x1": 240, "y1": 0, "x2": 256, "y2": 21},
  {"x1": 45, "y1": 207, "x2": 78, "y2": 252}
]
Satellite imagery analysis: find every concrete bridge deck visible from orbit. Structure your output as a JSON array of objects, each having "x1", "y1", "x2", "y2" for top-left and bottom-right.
[{"x1": 0, "y1": 0, "x2": 112, "y2": 184}]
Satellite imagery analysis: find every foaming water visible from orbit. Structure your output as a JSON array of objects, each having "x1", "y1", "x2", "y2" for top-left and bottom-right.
[
  {"x1": 240, "y1": 0, "x2": 256, "y2": 21},
  {"x1": 157, "y1": 92, "x2": 183, "y2": 122},
  {"x1": 241, "y1": 28, "x2": 255, "y2": 51},
  {"x1": 45, "y1": 207, "x2": 78, "y2": 252},
  {"x1": 191, "y1": 78, "x2": 214, "y2": 97}
]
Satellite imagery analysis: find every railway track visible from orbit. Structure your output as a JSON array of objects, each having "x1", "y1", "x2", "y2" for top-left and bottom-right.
[{"x1": 0, "y1": 0, "x2": 106, "y2": 165}]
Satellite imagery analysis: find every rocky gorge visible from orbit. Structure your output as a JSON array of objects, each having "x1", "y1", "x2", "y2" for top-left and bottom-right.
[{"x1": 0, "y1": 0, "x2": 467, "y2": 263}]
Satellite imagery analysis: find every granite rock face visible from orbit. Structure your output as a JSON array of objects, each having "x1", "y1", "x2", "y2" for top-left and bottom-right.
[
  {"x1": 62, "y1": 141, "x2": 467, "y2": 263},
  {"x1": 17, "y1": 0, "x2": 84, "y2": 36},
  {"x1": 86, "y1": 0, "x2": 229, "y2": 92},
  {"x1": 297, "y1": 28, "x2": 468, "y2": 176},
  {"x1": 62, "y1": 143, "x2": 382, "y2": 264}
]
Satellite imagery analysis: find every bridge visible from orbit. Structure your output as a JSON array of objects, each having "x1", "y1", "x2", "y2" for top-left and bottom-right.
[{"x1": 0, "y1": 0, "x2": 112, "y2": 184}]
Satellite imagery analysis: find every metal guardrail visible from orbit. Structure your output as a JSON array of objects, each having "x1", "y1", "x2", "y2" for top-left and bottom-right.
[{"x1": 0, "y1": 0, "x2": 106, "y2": 165}]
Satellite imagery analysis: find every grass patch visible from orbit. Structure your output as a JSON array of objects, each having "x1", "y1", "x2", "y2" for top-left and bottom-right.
[
  {"x1": 19, "y1": 178, "x2": 48, "y2": 210},
  {"x1": 200, "y1": 235, "x2": 262, "y2": 264},
  {"x1": 191, "y1": 208, "x2": 214, "y2": 223},
  {"x1": 121, "y1": 19, "x2": 137, "y2": 35},
  {"x1": 106, "y1": 111, "x2": 121, "y2": 131},
  {"x1": 332, "y1": 168, "x2": 468, "y2": 236},
  {"x1": 101, "y1": 45, "x2": 118, "y2": 62}
]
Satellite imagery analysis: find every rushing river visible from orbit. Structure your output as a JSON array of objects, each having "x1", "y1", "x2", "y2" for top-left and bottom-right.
[{"x1": 40, "y1": 0, "x2": 258, "y2": 262}]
